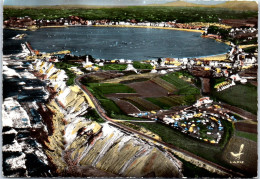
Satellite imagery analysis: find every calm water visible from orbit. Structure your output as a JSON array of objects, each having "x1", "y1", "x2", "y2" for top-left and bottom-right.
[{"x1": 4, "y1": 27, "x2": 229, "y2": 60}]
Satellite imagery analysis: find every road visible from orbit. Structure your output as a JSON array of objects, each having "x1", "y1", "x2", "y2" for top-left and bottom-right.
[{"x1": 75, "y1": 75, "x2": 244, "y2": 177}]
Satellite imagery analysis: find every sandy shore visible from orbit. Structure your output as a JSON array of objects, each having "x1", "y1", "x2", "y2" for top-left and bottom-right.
[
  {"x1": 239, "y1": 44, "x2": 258, "y2": 49},
  {"x1": 199, "y1": 53, "x2": 228, "y2": 61},
  {"x1": 94, "y1": 24, "x2": 205, "y2": 33},
  {"x1": 5, "y1": 24, "x2": 205, "y2": 34}
]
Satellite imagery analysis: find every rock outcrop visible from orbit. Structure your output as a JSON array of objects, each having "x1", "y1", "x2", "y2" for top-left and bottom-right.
[{"x1": 41, "y1": 86, "x2": 183, "y2": 177}]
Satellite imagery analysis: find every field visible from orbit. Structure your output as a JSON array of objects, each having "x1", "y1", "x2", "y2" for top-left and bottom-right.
[
  {"x1": 132, "y1": 61, "x2": 153, "y2": 70},
  {"x1": 86, "y1": 83, "x2": 136, "y2": 95},
  {"x1": 235, "y1": 131, "x2": 257, "y2": 142},
  {"x1": 150, "y1": 77, "x2": 177, "y2": 92},
  {"x1": 83, "y1": 71, "x2": 125, "y2": 82},
  {"x1": 146, "y1": 96, "x2": 186, "y2": 110},
  {"x1": 133, "y1": 119, "x2": 235, "y2": 169},
  {"x1": 100, "y1": 64, "x2": 127, "y2": 71},
  {"x1": 210, "y1": 84, "x2": 257, "y2": 115},
  {"x1": 127, "y1": 80, "x2": 169, "y2": 97},
  {"x1": 234, "y1": 122, "x2": 257, "y2": 134},
  {"x1": 123, "y1": 97, "x2": 160, "y2": 111},
  {"x1": 4, "y1": 6, "x2": 258, "y2": 22},
  {"x1": 87, "y1": 72, "x2": 200, "y2": 112},
  {"x1": 161, "y1": 72, "x2": 200, "y2": 95},
  {"x1": 85, "y1": 82, "x2": 136, "y2": 116},
  {"x1": 113, "y1": 98, "x2": 140, "y2": 114}
]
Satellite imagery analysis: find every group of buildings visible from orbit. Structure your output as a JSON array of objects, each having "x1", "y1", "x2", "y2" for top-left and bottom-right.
[
  {"x1": 5, "y1": 15, "x2": 257, "y2": 30},
  {"x1": 161, "y1": 97, "x2": 238, "y2": 144}
]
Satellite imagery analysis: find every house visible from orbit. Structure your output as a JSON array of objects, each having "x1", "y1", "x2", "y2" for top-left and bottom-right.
[{"x1": 194, "y1": 97, "x2": 213, "y2": 107}]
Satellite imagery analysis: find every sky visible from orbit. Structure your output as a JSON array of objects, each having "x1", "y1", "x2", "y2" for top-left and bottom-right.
[{"x1": 4, "y1": 0, "x2": 229, "y2": 6}]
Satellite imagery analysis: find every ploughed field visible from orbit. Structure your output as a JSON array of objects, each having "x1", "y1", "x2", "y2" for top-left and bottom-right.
[{"x1": 82, "y1": 71, "x2": 201, "y2": 115}]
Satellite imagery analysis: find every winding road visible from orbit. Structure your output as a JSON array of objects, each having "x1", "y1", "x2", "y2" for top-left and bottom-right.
[{"x1": 75, "y1": 75, "x2": 244, "y2": 177}]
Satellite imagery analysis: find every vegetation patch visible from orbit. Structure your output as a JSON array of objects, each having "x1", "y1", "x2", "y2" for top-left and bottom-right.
[
  {"x1": 133, "y1": 61, "x2": 153, "y2": 70},
  {"x1": 134, "y1": 119, "x2": 234, "y2": 169},
  {"x1": 146, "y1": 97, "x2": 172, "y2": 109},
  {"x1": 122, "y1": 98, "x2": 151, "y2": 111},
  {"x1": 4, "y1": 7, "x2": 257, "y2": 23},
  {"x1": 99, "y1": 99, "x2": 123, "y2": 117},
  {"x1": 161, "y1": 72, "x2": 200, "y2": 95},
  {"x1": 176, "y1": 156, "x2": 223, "y2": 178},
  {"x1": 235, "y1": 130, "x2": 257, "y2": 142},
  {"x1": 84, "y1": 83, "x2": 136, "y2": 117},
  {"x1": 146, "y1": 96, "x2": 187, "y2": 109},
  {"x1": 119, "y1": 78, "x2": 149, "y2": 84},
  {"x1": 243, "y1": 46, "x2": 257, "y2": 53},
  {"x1": 55, "y1": 62, "x2": 80, "y2": 86},
  {"x1": 120, "y1": 122, "x2": 141, "y2": 130},
  {"x1": 210, "y1": 84, "x2": 257, "y2": 114},
  {"x1": 84, "y1": 109, "x2": 105, "y2": 123},
  {"x1": 86, "y1": 83, "x2": 136, "y2": 95},
  {"x1": 174, "y1": 70, "x2": 194, "y2": 79},
  {"x1": 100, "y1": 64, "x2": 127, "y2": 71},
  {"x1": 123, "y1": 97, "x2": 160, "y2": 111}
]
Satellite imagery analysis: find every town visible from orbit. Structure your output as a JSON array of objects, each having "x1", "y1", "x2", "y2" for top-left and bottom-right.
[
  {"x1": 22, "y1": 30, "x2": 257, "y2": 145},
  {"x1": 2, "y1": 3, "x2": 258, "y2": 178}
]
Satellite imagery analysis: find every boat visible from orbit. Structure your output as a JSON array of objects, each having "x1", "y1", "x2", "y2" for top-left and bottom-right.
[
  {"x1": 18, "y1": 82, "x2": 26, "y2": 85},
  {"x1": 12, "y1": 34, "x2": 26, "y2": 40},
  {"x1": 22, "y1": 86, "x2": 44, "y2": 90}
]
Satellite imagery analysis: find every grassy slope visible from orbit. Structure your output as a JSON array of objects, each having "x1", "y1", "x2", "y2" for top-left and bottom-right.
[
  {"x1": 135, "y1": 119, "x2": 234, "y2": 168},
  {"x1": 87, "y1": 83, "x2": 136, "y2": 94},
  {"x1": 145, "y1": 72, "x2": 199, "y2": 109},
  {"x1": 85, "y1": 83, "x2": 135, "y2": 117},
  {"x1": 210, "y1": 84, "x2": 257, "y2": 114},
  {"x1": 133, "y1": 61, "x2": 153, "y2": 69},
  {"x1": 235, "y1": 130, "x2": 257, "y2": 142},
  {"x1": 150, "y1": 1, "x2": 258, "y2": 11},
  {"x1": 100, "y1": 64, "x2": 127, "y2": 71},
  {"x1": 161, "y1": 72, "x2": 200, "y2": 95}
]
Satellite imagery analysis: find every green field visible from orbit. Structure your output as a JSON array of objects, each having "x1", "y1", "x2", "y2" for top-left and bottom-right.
[
  {"x1": 146, "y1": 96, "x2": 186, "y2": 109},
  {"x1": 145, "y1": 72, "x2": 200, "y2": 109},
  {"x1": 87, "y1": 83, "x2": 135, "y2": 95},
  {"x1": 100, "y1": 64, "x2": 127, "y2": 71},
  {"x1": 161, "y1": 72, "x2": 200, "y2": 95},
  {"x1": 133, "y1": 61, "x2": 153, "y2": 70},
  {"x1": 134, "y1": 119, "x2": 234, "y2": 168},
  {"x1": 85, "y1": 83, "x2": 135, "y2": 116},
  {"x1": 210, "y1": 84, "x2": 257, "y2": 114},
  {"x1": 235, "y1": 131, "x2": 257, "y2": 142},
  {"x1": 177, "y1": 157, "x2": 223, "y2": 178},
  {"x1": 4, "y1": 7, "x2": 257, "y2": 22},
  {"x1": 122, "y1": 98, "x2": 148, "y2": 111}
]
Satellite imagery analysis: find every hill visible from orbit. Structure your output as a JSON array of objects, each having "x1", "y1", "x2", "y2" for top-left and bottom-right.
[{"x1": 150, "y1": 0, "x2": 258, "y2": 11}]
